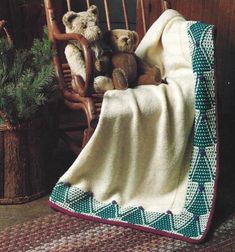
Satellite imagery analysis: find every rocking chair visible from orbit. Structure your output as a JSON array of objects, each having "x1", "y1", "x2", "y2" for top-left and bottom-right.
[{"x1": 44, "y1": 0, "x2": 171, "y2": 154}]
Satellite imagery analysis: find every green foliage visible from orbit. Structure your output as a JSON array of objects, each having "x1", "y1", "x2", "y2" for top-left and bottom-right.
[{"x1": 0, "y1": 28, "x2": 56, "y2": 124}]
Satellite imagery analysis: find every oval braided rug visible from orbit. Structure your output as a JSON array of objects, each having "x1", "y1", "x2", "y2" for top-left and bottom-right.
[{"x1": 0, "y1": 209, "x2": 234, "y2": 252}]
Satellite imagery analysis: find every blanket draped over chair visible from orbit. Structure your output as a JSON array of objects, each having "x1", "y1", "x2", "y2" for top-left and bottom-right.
[{"x1": 49, "y1": 10, "x2": 218, "y2": 243}]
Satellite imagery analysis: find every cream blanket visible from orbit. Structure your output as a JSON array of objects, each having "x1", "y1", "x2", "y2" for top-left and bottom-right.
[{"x1": 58, "y1": 10, "x2": 195, "y2": 214}]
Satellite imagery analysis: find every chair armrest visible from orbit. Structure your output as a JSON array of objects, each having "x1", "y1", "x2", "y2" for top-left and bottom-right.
[{"x1": 44, "y1": 2, "x2": 94, "y2": 96}]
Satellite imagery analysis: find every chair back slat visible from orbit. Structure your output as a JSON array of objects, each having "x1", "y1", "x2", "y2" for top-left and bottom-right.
[
  {"x1": 140, "y1": 0, "x2": 147, "y2": 34},
  {"x1": 67, "y1": 0, "x2": 72, "y2": 11},
  {"x1": 86, "y1": 0, "x2": 91, "y2": 8},
  {"x1": 64, "y1": 0, "x2": 153, "y2": 33},
  {"x1": 121, "y1": 0, "x2": 129, "y2": 30},
  {"x1": 103, "y1": 0, "x2": 111, "y2": 30},
  {"x1": 161, "y1": 0, "x2": 171, "y2": 11}
]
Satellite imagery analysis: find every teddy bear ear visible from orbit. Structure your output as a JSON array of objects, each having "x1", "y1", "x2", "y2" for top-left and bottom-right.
[
  {"x1": 87, "y1": 5, "x2": 99, "y2": 17},
  {"x1": 62, "y1": 11, "x2": 78, "y2": 28},
  {"x1": 132, "y1": 31, "x2": 139, "y2": 47}
]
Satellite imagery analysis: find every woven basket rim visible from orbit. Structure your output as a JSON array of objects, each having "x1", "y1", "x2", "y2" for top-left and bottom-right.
[{"x1": 0, "y1": 113, "x2": 55, "y2": 132}]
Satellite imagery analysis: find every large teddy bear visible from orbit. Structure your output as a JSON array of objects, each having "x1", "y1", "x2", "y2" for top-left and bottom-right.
[
  {"x1": 94, "y1": 29, "x2": 162, "y2": 92},
  {"x1": 63, "y1": 5, "x2": 103, "y2": 83}
]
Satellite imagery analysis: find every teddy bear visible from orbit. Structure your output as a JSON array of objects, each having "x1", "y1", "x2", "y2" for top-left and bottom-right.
[
  {"x1": 62, "y1": 5, "x2": 104, "y2": 83},
  {"x1": 94, "y1": 29, "x2": 162, "y2": 92}
]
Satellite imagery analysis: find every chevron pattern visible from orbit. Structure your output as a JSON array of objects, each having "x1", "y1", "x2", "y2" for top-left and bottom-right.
[{"x1": 50, "y1": 22, "x2": 217, "y2": 241}]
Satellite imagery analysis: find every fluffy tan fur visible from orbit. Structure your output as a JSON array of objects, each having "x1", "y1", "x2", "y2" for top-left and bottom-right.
[
  {"x1": 63, "y1": 5, "x2": 102, "y2": 81},
  {"x1": 94, "y1": 29, "x2": 162, "y2": 92}
]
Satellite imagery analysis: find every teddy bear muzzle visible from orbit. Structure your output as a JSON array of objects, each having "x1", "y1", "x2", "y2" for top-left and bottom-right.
[{"x1": 84, "y1": 26, "x2": 102, "y2": 42}]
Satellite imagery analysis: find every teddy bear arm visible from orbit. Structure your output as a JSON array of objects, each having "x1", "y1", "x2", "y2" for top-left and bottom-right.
[
  {"x1": 65, "y1": 44, "x2": 86, "y2": 81},
  {"x1": 95, "y1": 52, "x2": 112, "y2": 74},
  {"x1": 135, "y1": 55, "x2": 162, "y2": 85},
  {"x1": 135, "y1": 54, "x2": 153, "y2": 74}
]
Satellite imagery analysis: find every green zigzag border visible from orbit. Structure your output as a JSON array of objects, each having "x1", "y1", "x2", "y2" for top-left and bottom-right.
[{"x1": 50, "y1": 21, "x2": 217, "y2": 241}]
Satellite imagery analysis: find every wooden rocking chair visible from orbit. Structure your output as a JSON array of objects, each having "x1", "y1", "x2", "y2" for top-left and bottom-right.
[{"x1": 44, "y1": 0, "x2": 171, "y2": 154}]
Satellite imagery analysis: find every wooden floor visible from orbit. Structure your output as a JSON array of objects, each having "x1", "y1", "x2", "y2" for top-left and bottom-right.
[
  {"x1": 0, "y1": 138, "x2": 77, "y2": 231},
  {"x1": 0, "y1": 109, "x2": 82, "y2": 230},
  {"x1": 0, "y1": 195, "x2": 52, "y2": 230}
]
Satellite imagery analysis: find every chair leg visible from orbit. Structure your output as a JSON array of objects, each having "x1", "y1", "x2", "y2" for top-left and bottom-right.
[{"x1": 80, "y1": 97, "x2": 98, "y2": 148}]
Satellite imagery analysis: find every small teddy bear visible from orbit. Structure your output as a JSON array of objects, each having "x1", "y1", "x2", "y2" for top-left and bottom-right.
[
  {"x1": 94, "y1": 29, "x2": 162, "y2": 92},
  {"x1": 62, "y1": 5, "x2": 103, "y2": 82}
]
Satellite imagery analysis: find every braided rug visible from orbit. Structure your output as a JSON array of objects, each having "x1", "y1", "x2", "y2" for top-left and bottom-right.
[{"x1": 0, "y1": 206, "x2": 234, "y2": 252}]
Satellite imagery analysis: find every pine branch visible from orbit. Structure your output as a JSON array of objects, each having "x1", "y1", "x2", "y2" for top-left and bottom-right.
[{"x1": 0, "y1": 26, "x2": 56, "y2": 124}]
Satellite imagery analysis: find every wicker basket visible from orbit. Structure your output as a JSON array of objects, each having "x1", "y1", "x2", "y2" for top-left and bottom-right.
[
  {"x1": 0, "y1": 21, "x2": 59, "y2": 204},
  {"x1": 0, "y1": 110, "x2": 58, "y2": 204}
]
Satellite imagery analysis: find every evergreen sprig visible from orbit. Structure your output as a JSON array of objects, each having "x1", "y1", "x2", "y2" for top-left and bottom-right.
[{"x1": 0, "y1": 27, "x2": 56, "y2": 124}]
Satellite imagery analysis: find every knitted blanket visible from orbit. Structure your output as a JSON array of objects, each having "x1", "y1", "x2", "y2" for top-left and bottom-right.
[{"x1": 49, "y1": 10, "x2": 218, "y2": 243}]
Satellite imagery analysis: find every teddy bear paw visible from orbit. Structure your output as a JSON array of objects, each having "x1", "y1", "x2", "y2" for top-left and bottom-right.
[{"x1": 94, "y1": 76, "x2": 114, "y2": 93}]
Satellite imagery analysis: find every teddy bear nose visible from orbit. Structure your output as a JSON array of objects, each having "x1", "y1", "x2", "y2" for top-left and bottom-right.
[{"x1": 122, "y1": 37, "x2": 128, "y2": 43}]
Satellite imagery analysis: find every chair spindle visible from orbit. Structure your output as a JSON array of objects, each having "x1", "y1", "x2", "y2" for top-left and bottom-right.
[
  {"x1": 161, "y1": 0, "x2": 171, "y2": 10},
  {"x1": 140, "y1": 0, "x2": 147, "y2": 34},
  {"x1": 103, "y1": 0, "x2": 111, "y2": 30},
  {"x1": 122, "y1": 0, "x2": 129, "y2": 30},
  {"x1": 86, "y1": 0, "x2": 91, "y2": 8},
  {"x1": 66, "y1": 0, "x2": 72, "y2": 11}
]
